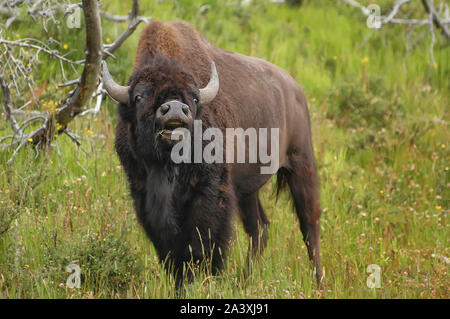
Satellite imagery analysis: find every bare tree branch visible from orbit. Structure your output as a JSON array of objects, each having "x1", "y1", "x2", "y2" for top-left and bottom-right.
[
  {"x1": 0, "y1": 39, "x2": 84, "y2": 65},
  {"x1": 55, "y1": 0, "x2": 103, "y2": 132},
  {"x1": 82, "y1": 0, "x2": 151, "y2": 116},
  {"x1": 422, "y1": 0, "x2": 450, "y2": 39},
  {"x1": 100, "y1": 11, "x2": 129, "y2": 23},
  {"x1": 102, "y1": 0, "x2": 151, "y2": 59},
  {"x1": 27, "y1": 0, "x2": 44, "y2": 16},
  {"x1": 58, "y1": 78, "x2": 80, "y2": 88},
  {"x1": 6, "y1": 116, "x2": 49, "y2": 165},
  {"x1": 1, "y1": 0, "x2": 149, "y2": 164},
  {"x1": 1, "y1": 75, "x2": 21, "y2": 134},
  {"x1": 100, "y1": 0, "x2": 151, "y2": 25},
  {"x1": 383, "y1": 0, "x2": 411, "y2": 24},
  {"x1": 427, "y1": 0, "x2": 436, "y2": 64},
  {"x1": 344, "y1": 0, "x2": 448, "y2": 66},
  {"x1": 344, "y1": 0, "x2": 450, "y2": 26}
]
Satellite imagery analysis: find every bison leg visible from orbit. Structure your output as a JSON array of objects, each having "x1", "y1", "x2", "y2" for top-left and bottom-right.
[
  {"x1": 238, "y1": 192, "x2": 270, "y2": 271},
  {"x1": 285, "y1": 164, "x2": 323, "y2": 284},
  {"x1": 171, "y1": 183, "x2": 233, "y2": 291}
]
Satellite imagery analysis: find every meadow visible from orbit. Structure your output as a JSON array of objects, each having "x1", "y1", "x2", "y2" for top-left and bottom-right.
[{"x1": 0, "y1": 0, "x2": 448, "y2": 298}]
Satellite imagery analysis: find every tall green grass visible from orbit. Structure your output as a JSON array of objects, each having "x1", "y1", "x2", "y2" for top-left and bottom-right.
[{"x1": 0, "y1": 0, "x2": 448, "y2": 298}]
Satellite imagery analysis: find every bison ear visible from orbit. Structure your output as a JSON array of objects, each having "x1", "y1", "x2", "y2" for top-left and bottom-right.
[
  {"x1": 198, "y1": 61, "x2": 219, "y2": 105},
  {"x1": 102, "y1": 61, "x2": 130, "y2": 104}
]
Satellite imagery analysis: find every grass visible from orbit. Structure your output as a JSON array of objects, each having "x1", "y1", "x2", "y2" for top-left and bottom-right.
[{"x1": 0, "y1": 0, "x2": 448, "y2": 298}]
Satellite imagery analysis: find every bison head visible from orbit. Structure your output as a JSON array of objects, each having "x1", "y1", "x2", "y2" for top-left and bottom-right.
[{"x1": 102, "y1": 55, "x2": 219, "y2": 163}]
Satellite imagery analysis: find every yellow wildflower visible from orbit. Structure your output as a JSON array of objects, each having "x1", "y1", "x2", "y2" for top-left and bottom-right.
[
  {"x1": 63, "y1": 43, "x2": 68, "y2": 49},
  {"x1": 28, "y1": 138, "x2": 33, "y2": 142},
  {"x1": 361, "y1": 57, "x2": 369, "y2": 64}
]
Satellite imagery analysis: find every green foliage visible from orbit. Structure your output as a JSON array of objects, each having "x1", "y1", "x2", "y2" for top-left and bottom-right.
[
  {"x1": 327, "y1": 77, "x2": 403, "y2": 129},
  {"x1": 47, "y1": 233, "x2": 143, "y2": 293}
]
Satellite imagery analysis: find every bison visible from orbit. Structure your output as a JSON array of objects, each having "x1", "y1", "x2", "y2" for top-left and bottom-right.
[{"x1": 102, "y1": 20, "x2": 322, "y2": 288}]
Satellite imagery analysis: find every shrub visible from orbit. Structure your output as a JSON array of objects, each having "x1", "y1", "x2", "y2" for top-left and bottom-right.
[{"x1": 45, "y1": 233, "x2": 143, "y2": 293}]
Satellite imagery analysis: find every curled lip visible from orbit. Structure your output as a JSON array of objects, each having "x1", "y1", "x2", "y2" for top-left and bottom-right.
[{"x1": 158, "y1": 119, "x2": 187, "y2": 140}]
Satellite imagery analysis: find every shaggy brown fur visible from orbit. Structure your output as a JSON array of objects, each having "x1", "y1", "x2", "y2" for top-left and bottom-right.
[{"x1": 115, "y1": 20, "x2": 323, "y2": 287}]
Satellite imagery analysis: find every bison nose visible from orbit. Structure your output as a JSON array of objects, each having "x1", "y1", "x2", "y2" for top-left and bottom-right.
[
  {"x1": 160, "y1": 103, "x2": 170, "y2": 115},
  {"x1": 182, "y1": 104, "x2": 189, "y2": 116},
  {"x1": 158, "y1": 100, "x2": 192, "y2": 125}
]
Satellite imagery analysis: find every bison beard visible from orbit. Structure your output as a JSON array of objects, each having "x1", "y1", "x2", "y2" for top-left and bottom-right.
[{"x1": 109, "y1": 20, "x2": 323, "y2": 289}]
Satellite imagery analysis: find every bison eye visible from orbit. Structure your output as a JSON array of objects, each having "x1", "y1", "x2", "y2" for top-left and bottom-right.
[{"x1": 134, "y1": 95, "x2": 143, "y2": 104}]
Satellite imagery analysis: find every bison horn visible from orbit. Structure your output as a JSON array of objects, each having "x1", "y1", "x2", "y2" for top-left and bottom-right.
[
  {"x1": 101, "y1": 60, "x2": 129, "y2": 104},
  {"x1": 198, "y1": 61, "x2": 219, "y2": 105}
]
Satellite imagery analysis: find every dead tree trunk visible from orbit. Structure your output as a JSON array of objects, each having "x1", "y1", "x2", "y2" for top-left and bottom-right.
[{"x1": 55, "y1": 0, "x2": 103, "y2": 133}]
